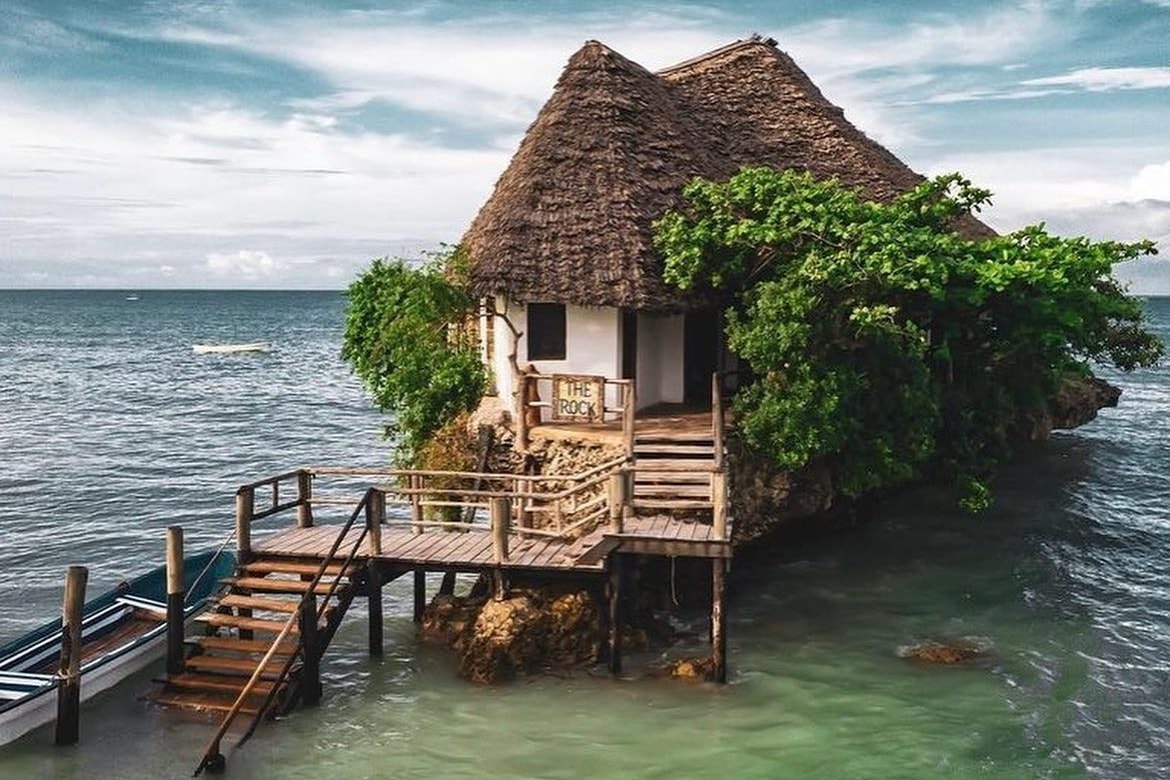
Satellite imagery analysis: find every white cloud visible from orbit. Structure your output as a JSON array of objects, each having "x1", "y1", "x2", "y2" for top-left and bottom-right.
[
  {"x1": 1022, "y1": 66, "x2": 1170, "y2": 91},
  {"x1": 1131, "y1": 160, "x2": 1170, "y2": 200},
  {"x1": 206, "y1": 249, "x2": 283, "y2": 277}
]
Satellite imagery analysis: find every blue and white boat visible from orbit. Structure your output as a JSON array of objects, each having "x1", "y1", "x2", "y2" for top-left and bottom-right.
[{"x1": 0, "y1": 550, "x2": 235, "y2": 746}]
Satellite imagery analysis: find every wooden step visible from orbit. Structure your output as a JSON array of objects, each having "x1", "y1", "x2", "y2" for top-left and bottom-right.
[
  {"x1": 196, "y1": 612, "x2": 296, "y2": 634},
  {"x1": 185, "y1": 654, "x2": 293, "y2": 677},
  {"x1": 635, "y1": 444, "x2": 714, "y2": 456},
  {"x1": 634, "y1": 459, "x2": 716, "y2": 471},
  {"x1": 633, "y1": 499, "x2": 714, "y2": 510},
  {"x1": 241, "y1": 559, "x2": 353, "y2": 578},
  {"x1": 634, "y1": 471, "x2": 712, "y2": 484},
  {"x1": 634, "y1": 433, "x2": 713, "y2": 443},
  {"x1": 634, "y1": 484, "x2": 712, "y2": 498},
  {"x1": 222, "y1": 576, "x2": 339, "y2": 595},
  {"x1": 152, "y1": 690, "x2": 262, "y2": 715},
  {"x1": 188, "y1": 635, "x2": 300, "y2": 656},
  {"x1": 164, "y1": 672, "x2": 279, "y2": 696},
  {"x1": 216, "y1": 594, "x2": 300, "y2": 614}
]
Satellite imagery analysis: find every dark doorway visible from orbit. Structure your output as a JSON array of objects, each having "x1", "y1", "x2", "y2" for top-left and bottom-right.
[
  {"x1": 684, "y1": 309, "x2": 719, "y2": 405},
  {"x1": 621, "y1": 310, "x2": 638, "y2": 380}
]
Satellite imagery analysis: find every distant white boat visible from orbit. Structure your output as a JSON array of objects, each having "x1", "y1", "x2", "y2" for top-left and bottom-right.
[
  {"x1": 192, "y1": 342, "x2": 271, "y2": 355},
  {"x1": 125, "y1": 294, "x2": 140, "y2": 301}
]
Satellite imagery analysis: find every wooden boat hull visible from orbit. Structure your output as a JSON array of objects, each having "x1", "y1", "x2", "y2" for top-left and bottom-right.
[{"x1": 0, "y1": 549, "x2": 236, "y2": 746}]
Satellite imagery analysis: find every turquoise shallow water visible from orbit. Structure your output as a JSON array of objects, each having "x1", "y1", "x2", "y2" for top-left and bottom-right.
[{"x1": 1, "y1": 290, "x2": 1168, "y2": 779}]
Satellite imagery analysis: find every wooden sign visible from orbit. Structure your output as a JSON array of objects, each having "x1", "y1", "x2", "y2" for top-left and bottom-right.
[{"x1": 551, "y1": 374, "x2": 605, "y2": 422}]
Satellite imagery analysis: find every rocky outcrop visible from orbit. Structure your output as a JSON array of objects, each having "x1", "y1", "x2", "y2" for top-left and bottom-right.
[
  {"x1": 726, "y1": 442, "x2": 835, "y2": 544},
  {"x1": 420, "y1": 583, "x2": 603, "y2": 685},
  {"x1": 1048, "y1": 375, "x2": 1121, "y2": 431}
]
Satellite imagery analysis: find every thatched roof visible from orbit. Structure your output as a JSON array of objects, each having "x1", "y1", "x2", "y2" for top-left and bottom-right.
[{"x1": 464, "y1": 37, "x2": 994, "y2": 312}]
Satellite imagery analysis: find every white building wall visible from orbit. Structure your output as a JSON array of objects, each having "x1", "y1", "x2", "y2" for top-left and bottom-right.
[
  {"x1": 488, "y1": 298, "x2": 620, "y2": 415},
  {"x1": 635, "y1": 313, "x2": 684, "y2": 408}
]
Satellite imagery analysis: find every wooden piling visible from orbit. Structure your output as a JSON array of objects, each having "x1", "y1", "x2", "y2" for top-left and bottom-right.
[
  {"x1": 516, "y1": 374, "x2": 530, "y2": 453},
  {"x1": 607, "y1": 472, "x2": 627, "y2": 534},
  {"x1": 368, "y1": 562, "x2": 383, "y2": 657},
  {"x1": 235, "y1": 486, "x2": 253, "y2": 563},
  {"x1": 711, "y1": 559, "x2": 727, "y2": 684},
  {"x1": 296, "y1": 470, "x2": 313, "y2": 528},
  {"x1": 300, "y1": 592, "x2": 321, "y2": 705},
  {"x1": 516, "y1": 477, "x2": 532, "y2": 537},
  {"x1": 409, "y1": 474, "x2": 423, "y2": 535},
  {"x1": 165, "y1": 526, "x2": 185, "y2": 677},
  {"x1": 607, "y1": 556, "x2": 622, "y2": 676},
  {"x1": 622, "y1": 382, "x2": 636, "y2": 458},
  {"x1": 490, "y1": 497, "x2": 510, "y2": 564},
  {"x1": 56, "y1": 565, "x2": 87, "y2": 746},
  {"x1": 366, "y1": 488, "x2": 384, "y2": 556},
  {"x1": 712, "y1": 470, "x2": 728, "y2": 541},
  {"x1": 413, "y1": 569, "x2": 426, "y2": 624},
  {"x1": 711, "y1": 372, "x2": 725, "y2": 470}
]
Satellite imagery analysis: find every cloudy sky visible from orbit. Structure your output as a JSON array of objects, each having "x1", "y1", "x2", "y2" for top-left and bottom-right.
[{"x1": 2, "y1": 0, "x2": 1169, "y2": 291}]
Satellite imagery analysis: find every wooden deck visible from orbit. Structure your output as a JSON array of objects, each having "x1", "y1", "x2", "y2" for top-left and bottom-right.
[
  {"x1": 532, "y1": 405, "x2": 727, "y2": 445},
  {"x1": 253, "y1": 515, "x2": 730, "y2": 575}
]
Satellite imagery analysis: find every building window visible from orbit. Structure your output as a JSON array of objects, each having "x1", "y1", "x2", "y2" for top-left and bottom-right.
[{"x1": 527, "y1": 303, "x2": 566, "y2": 360}]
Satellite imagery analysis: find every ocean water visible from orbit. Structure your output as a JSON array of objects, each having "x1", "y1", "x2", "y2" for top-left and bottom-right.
[{"x1": 1, "y1": 290, "x2": 1168, "y2": 779}]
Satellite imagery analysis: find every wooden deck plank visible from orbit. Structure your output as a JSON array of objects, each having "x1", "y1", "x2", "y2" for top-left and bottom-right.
[
  {"x1": 514, "y1": 538, "x2": 550, "y2": 567},
  {"x1": 437, "y1": 530, "x2": 485, "y2": 564},
  {"x1": 432, "y1": 531, "x2": 480, "y2": 564},
  {"x1": 403, "y1": 530, "x2": 455, "y2": 561}
]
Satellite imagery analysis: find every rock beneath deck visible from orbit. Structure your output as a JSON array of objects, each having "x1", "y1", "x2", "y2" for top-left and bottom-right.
[
  {"x1": 422, "y1": 584, "x2": 604, "y2": 685},
  {"x1": 661, "y1": 656, "x2": 717, "y2": 681},
  {"x1": 461, "y1": 595, "x2": 548, "y2": 684}
]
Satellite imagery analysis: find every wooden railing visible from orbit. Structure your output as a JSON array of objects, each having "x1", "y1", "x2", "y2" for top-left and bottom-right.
[
  {"x1": 515, "y1": 373, "x2": 635, "y2": 456},
  {"x1": 195, "y1": 487, "x2": 375, "y2": 775},
  {"x1": 711, "y1": 371, "x2": 728, "y2": 540},
  {"x1": 232, "y1": 458, "x2": 636, "y2": 563}
]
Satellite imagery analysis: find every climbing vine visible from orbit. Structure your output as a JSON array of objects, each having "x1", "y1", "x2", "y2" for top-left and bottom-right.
[
  {"x1": 655, "y1": 168, "x2": 1163, "y2": 506},
  {"x1": 342, "y1": 250, "x2": 486, "y2": 463}
]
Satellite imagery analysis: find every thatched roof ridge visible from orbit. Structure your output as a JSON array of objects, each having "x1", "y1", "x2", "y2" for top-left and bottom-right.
[{"x1": 464, "y1": 37, "x2": 994, "y2": 311}]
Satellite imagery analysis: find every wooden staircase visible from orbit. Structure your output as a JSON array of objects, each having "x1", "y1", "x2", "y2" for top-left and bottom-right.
[
  {"x1": 632, "y1": 432, "x2": 717, "y2": 512},
  {"x1": 153, "y1": 556, "x2": 358, "y2": 717}
]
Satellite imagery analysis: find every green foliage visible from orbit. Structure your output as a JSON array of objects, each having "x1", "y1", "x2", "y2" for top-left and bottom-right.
[
  {"x1": 655, "y1": 168, "x2": 1163, "y2": 503},
  {"x1": 342, "y1": 250, "x2": 486, "y2": 462}
]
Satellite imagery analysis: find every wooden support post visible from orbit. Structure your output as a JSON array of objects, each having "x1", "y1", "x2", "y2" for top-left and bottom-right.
[
  {"x1": 516, "y1": 373, "x2": 530, "y2": 453},
  {"x1": 517, "y1": 477, "x2": 531, "y2": 537},
  {"x1": 300, "y1": 592, "x2": 322, "y2": 705},
  {"x1": 413, "y1": 569, "x2": 426, "y2": 624},
  {"x1": 235, "y1": 486, "x2": 253, "y2": 563},
  {"x1": 166, "y1": 526, "x2": 185, "y2": 677},
  {"x1": 366, "y1": 488, "x2": 384, "y2": 556},
  {"x1": 296, "y1": 470, "x2": 313, "y2": 528},
  {"x1": 712, "y1": 471, "x2": 728, "y2": 541},
  {"x1": 622, "y1": 382, "x2": 636, "y2": 459},
  {"x1": 607, "y1": 556, "x2": 622, "y2": 676},
  {"x1": 491, "y1": 497, "x2": 511, "y2": 564},
  {"x1": 439, "y1": 571, "x2": 457, "y2": 596},
  {"x1": 409, "y1": 474, "x2": 423, "y2": 535},
  {"x1": 367, "y1": 562, "x2": 383, "y2": 657},
  {"x1": 56, "y1": 565, "x2": 87, "y2": 746},
  {"x1": 607, "y1": 472, "x2": 626, "y2": 534},
  {"x1": 711, "y1": 372, "x2": 725, "y2": 470},
  {"x1": 711, "y1": 558, "x2": 727, "y2": 684}
]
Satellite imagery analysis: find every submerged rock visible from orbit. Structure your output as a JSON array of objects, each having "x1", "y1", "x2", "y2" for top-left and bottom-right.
[
  {"x1": 461, "y1": 595, "x2": 548, "y2": 684},
  {"x1": 421, "y1": 584, "x2": 605, "y2": 685},
  {"x1": 898, "y1": 639, "x2": 990, "y2": 665},
  {"x1": 661, "y1": 657, "x2": 717, "y2": 681}
]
